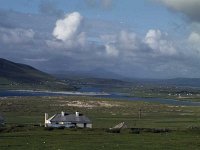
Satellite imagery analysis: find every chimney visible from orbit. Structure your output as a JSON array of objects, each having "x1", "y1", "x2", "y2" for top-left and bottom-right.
[
  {"x1": 61, "y1": 111, "x2": 65, "y2": 116},
  {"x1": 45, "y1": 113, "x2": 48, "y2": 127},
  {"x1": 75, "y1": 111, "x2": 79, "y2": 117}
]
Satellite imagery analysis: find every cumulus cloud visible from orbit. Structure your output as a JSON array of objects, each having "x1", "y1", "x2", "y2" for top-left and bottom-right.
[
  {"x1": 53, "y1": 12, "x2": 83, "y2": 41},
  {"x1": 118, "y1": 31, "x2": 140, "y2": 51},
  {"x1": 47, "y1": 32, "x2": 86, "y2": 50},
  {"x1": 105, "y1": 44, "x2": 119, "y2": 57},
  {"x1": 101, "y1": 29, "x2": 177, "y2": 57},
  {"x1": 188, "y1": 31, "x2": 200, "y2": 54},
  {"x1": 0, "y1": 27, "x2": 34, "y2": 44},
  {"x1": 101, "y1": 30, "x2": 141, "y2": 57},
  {"x1": 188, "y1": 31, "x2": 200, "y2": 44},
  {"x1": 51, "y1": 12, "x2": 86, "y2": 49},
  {"x1": 156, "y1": 0, "x2": 200, "y2": 22},
  {"x1": 155, "y1": 0, "x2": 200, "y2": 58},
  {"x1": 145, "y1": 29, "x2": 177, "y2": 56},
  {"x1": 1, "y1": 9, "x2": 200, "y2": 78}
]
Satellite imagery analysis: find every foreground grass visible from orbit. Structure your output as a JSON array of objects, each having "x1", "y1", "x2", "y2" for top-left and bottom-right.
[
  {"x1": 1, "y1": 96, "x2": 200, "y2": 149},
  {"x1": 0, "y1": 127, "x2": 200, "y2": 150}
]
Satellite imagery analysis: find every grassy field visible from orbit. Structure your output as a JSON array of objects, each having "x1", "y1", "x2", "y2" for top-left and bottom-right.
[
  {"x1": 1, "y1": 127, "x2": 200, "y2": 150},
  {"x1": 0, "y1": 96, "x2": 200, "y2": 149}
]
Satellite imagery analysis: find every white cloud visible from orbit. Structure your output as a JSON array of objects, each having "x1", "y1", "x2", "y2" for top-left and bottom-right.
[
  {"x1": 156, "y1": 0, "x2": 200, "y2": 22},
  {"x1": 102, "y1": 29, "x2": 177, "y2": 57},
  {"x1": 101, "y1": 30, "x2": 140, "y2": 57},
  {"x1": 187, "y1": 31, "x2": 200, "y2": 54},
  {"x1": 53, "y1": 12, "x2": 83, "y2": 41},
  {"x1": 101, "y1": 31, "x2": 139, "y2": 49},
  {"x1": 105, "y1": 44, "x2": 119, "y2": 57},
  {"x1": 47, "y1": 32, "x2": 86, "y2": 50},
  {"x1": 145, "y1": 29, "x2": 177, "y2": 56},
  {"x1": 118, "y1": 31, "x2": 139, "y2": 50},
  {"x1": 188, "y1": 31, "x2": 200, "y2": 44},
  {"x1": 0, "y1": 27, "x2": 34, "y2": 44},
  {"x1": 2, "y1": 10, "x2": 200, "y2": 78},
  {"x1": 50, "y1": 12, "x2": 86, "y2": 49},
  {"x1": 155, "y1": 0, "x2": 200, "y2": 58}
]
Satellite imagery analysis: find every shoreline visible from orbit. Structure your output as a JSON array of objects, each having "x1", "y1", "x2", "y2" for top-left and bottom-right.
[
  {"x1": 1, "y1": 90, "x2": 200, "y2": 106},
  {"x1": 8, "y1": 89, "x2": 110, "y2": 96}
]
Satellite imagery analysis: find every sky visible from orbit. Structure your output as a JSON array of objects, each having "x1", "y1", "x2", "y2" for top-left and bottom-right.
[{"x1": 0, "y1": 0, "x2": 200, "y2": 79}]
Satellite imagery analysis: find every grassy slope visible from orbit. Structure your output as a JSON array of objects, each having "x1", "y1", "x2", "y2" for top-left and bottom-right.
[
  {"x1": 0, "y1": 96, "x2": 200, "y2": 149},
  {"x1": 0, "y1": 58, "x2": 75, "y2": 91},
  {"x1": 0, "y1": 58, "x2": 54, "y2": 82}
]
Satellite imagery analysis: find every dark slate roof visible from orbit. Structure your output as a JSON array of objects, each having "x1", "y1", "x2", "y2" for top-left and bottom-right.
[{"x1": 50, "y1": 113, "x2": 91, "y2": 124}]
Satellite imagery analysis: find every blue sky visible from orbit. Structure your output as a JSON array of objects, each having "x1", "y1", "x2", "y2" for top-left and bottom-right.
[
  {"x1": 0, "y1": 0, "x2": 200, "y2": 78},
  {"x1": 0, "y1": 0, "x2": 184, "y2": 32}
]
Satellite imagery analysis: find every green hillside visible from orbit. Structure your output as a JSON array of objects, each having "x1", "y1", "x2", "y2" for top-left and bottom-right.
[{"x1": 0, "y1": 58, "x2": 76, "y2": 91}]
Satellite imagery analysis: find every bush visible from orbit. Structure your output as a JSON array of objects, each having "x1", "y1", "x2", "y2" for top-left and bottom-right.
[
  {"x1": 143, "y1": 128, "x2": 170, "y2": 133},
  {"x1": 152, "y1": 128, "x2": 170, "y2": 133},
  {"x1": 106, "y1": 128, "x2": 121, "y2": 133},
  {"x1": 33, "y1": 124, "x2": 40, "y2": 127},
  {"x1": 187, "y1": 126, "x2": 200, "y2": 130},
  {"x1": 130, "y1": 128, "x2": 140, "y2": 134},
  {"x1": 44, "y1": 127, "x2": 54, "y2": 131},
  {"x1": 16, "y1": 124, "x2": 25, "y2": 128},
  {"x1": 57, "y1": 126, "x2": 65, "y2": 130},
  {"x1": 0, "y1": 127, "x2": 6, "y2": 133}
]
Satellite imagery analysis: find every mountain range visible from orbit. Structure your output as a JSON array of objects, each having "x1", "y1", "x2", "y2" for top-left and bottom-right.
[{"x1": 1, "y1": 58, "x2": 200, "y2": 90}]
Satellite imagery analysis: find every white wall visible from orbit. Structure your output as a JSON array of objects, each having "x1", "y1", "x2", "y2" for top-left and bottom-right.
[
  {"x1": 76, "y1": 123, "x2": 84, "y2": 128},
  {"x1": 86, "y1": 124, "x2": 92, "y2": 128}
]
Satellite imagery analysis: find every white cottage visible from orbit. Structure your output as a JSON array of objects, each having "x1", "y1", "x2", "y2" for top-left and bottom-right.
[{"x1": 45, "y1": 111, "x2": 92, "y2": 128}]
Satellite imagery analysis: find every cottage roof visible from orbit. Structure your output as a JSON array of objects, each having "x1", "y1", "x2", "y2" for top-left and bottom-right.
[{"x1": 50, "y1": 113, "x2": 91, "y2": 124}]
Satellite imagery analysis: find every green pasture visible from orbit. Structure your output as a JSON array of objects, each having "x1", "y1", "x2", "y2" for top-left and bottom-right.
[{"x1": 0, "y1": 96, "x2": 200, "y2": 149}]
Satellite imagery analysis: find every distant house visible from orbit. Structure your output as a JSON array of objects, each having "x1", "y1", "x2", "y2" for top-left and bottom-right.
[
  {"x1": 45, "y1": 111, "x2": 92, "y2": 128},
  {"x1": 0, "y1": 115, "x2": 5, "y2": 126}
]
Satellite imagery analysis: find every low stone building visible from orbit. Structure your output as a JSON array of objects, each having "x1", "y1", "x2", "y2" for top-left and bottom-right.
[{"x1": 45, "y1": 111, "x2": 92, "y2": 128}]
